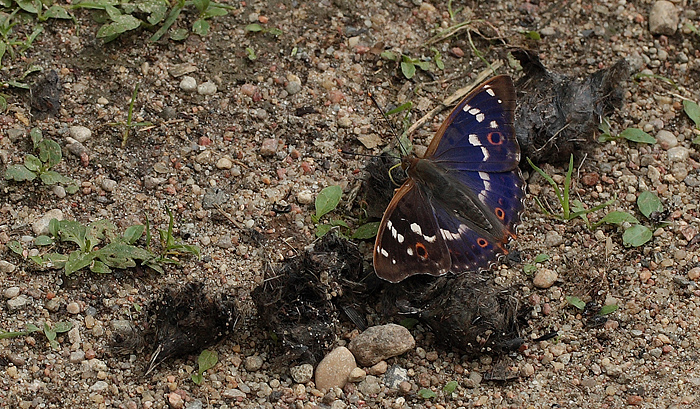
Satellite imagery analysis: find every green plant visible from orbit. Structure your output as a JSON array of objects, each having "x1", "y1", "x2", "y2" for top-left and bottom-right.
[
  {"x1": 683, "y1": 100, "x2": 700, "y2": 143},
  {"x1": 4, "y1": 128, "x2": 79, "y2": 193},
  {"x1": 443, "y1": 380, "x2": 458, "y2": 394},
  {"x1": 0, "y1": 321, "x2": 73, "y2": 350},
  {"x1": 528, "y1": 155, "x2": 614, "y2": 223},
  {"x1": 108, "y1": 84, "x2": 152, "y2": 148},
  {"x1": 380, "y1": 51, "x2": 443, "y2": 80},
  {"x1": 245, "y1": 46, "x2": 256, "y2": 61},
  {"x1": 566, "y1": 296, "x2": 586, "y2": 310},
  {"x1": 523, "y1": 253, "x2": 549, "y2": 275},
  {"x1": 598, "y1": 119, "x2": 656, "y2": 144},
  {"x1": 591, "y1": 192, "x2": 662, "y2": 248},
  {"x1": 521, "y1": 30, "x2": 541, "y2": 40},
  {"x1": 417, "y1": 388, "x2": 437, "y2": 399},
  {"x1": 244, "y1": 23, "x2": 282, "y2": 36},
  {"x1": 311, "y1": 185, "x2": 379, "y2": 239},
  {"x1": 9, "y1": 208, "x2": 199, "y2": 275},
  {"x1": 566, "y1": 296, "x2": 618, "y2": 316},
  {"x1": 191, "y1": 349, "x2": 218, "y2": 384}
]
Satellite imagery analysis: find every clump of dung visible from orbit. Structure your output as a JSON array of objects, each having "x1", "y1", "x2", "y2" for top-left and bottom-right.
[
  {"x1": 112, "y1": 282, "x2": 238, "y2": 375},
  {"x1": 513, "y1": 49, "x2": 629, "y2": 165}
]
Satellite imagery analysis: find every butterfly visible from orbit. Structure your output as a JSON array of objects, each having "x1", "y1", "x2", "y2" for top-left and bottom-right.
[{"x1": 373, "y1": 75, "x2": 525, "y2": 283}]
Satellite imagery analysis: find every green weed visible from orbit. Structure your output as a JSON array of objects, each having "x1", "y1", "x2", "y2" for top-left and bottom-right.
[
  {"x1": 528, "y1": 155, "x2": 615, "y2": 224},
  {"x1": 4, "y1": 128, "x2": 79, "y2": 193},
  {"x1": 0, "y1": 321, "x2": 73, "y2": 350},
  {"x1": 380, "y1": 50, "x2": 443, "y2": 80},
  {"x1": 191, "y1": 349, "x2": 218, "y2": 384},
  {"x1": 311, "y1": 185, "x2": 380, "y2": 239},
  {"x1": 244, "y1": 23, "x2": 282, "y2": 36},
  {"x1": 107, "y1": 84, "x2": 152, "y2": 148},
  {"x1": 523, "y1": 253, "x2": 549, "y2": 275}
]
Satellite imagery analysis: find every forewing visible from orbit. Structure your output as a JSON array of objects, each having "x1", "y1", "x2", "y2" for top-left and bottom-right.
[
  {"x1": 374, "y1": 180, "x2": 451, "y2": 283},
  {"x1": 426, "y1": 75, "x2": 519, "y2": 172}
]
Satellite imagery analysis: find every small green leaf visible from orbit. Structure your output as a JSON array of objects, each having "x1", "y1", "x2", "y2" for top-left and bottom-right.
[
  {"x1": 245, "y1": 47, "x2": 257, "y2": 60},
  {"x1": 523, "y1": 264, "x2": 537, "y2": 275},
  {"x1": 53, "y1": 322, "x2": 73, "y2": 333},
  {"x1": 170, "y1": 28, "x2": 189, "y2": 41},
  {"x1": 267, "y1": 27, "x2": 283, "y2": 36},
  {"x1": 192, "y1": 19, "x2": 210, "y2": 36},
  {"x1": 623, "y1": 224, "x2": 653, "y2": 247},
  {"x1": 44, "y1": 5, "x2": 72, "y2": 19},
  {"x1": 380, "y1": 50, "x2": 398, "y2": 61},
  {"x1": 191, "y1": 373, "x2": 203, "y2": 385},
  {"x1": 24, "y1": 154, "x2": 42, "y2": 172},
  {"x1": 599, "y1": 211, "x2": 640, "y2": 226},
  {"x1": 683, "y1": 100, "x2": 700, "y2": 128},
  {"x1": 123, "y1": 225, "x2": 145, "y2": 244},
  {"x1": 314, "y1": 185, "x2": 342, "y2": 220},
  {"x1": 193, "y1": 0, "x2": 209, "y2": 13},
  {"x1": 619, "y1": 128, "x2": 655, "y2": 144},
  {"x1": 35, "y1": 235, "x2": 54, "y2": 245},
  {"x1": 533, "y1": 253, "x2": 550, "y2": 263},
  {"x1": 522, "y1": 30, "x2": 541, "y2": 40},
  {"x1": 315, "y1": 224, "x2": 332, "y2": 237},
  {"x1": 90, "y1": 260, "x2": 112, "y2": 274},
  {"x1": 26, "y1": 323, "x2": 41, "y2": 333},
  {"x1": 443, "y1": 380, "x2": 458, "y2": 394},
  {"x1": 5, "y1": 165, "x2": 37, "y2": 181},
  {"x1": 245, "y1": 23, "x2": 263, "y2": 32},
  {"x1": 330, "y1": 219, "x2": 349, "y2": 229},
  {"x1": 203, "y1": 6, "x2": 228, "y2": 18},
  {"x1": 8, "y1": 241, "x2": 23, "y2": 255},
  {"x1": 386, "y1": 101, "x2": 413, "y2": 116},
  {"x1": 38, "y1": 139, "x2": 62, "y2": 168},
  {"x1": 351, "y1": 222, "x2": 380, "y2": 240},
  {"x1": 197, "y1": 349, "x2": 218, "y2": 372},
  {"x1": 414, "y1": 60, "x2": 431, "y2": 71},
  {"x1": 40, "y1": 171, "x2": 72, "y2": 186},
  {"x1": 65, "y1": 184, "x2": 80, "y2": 195},
  {"x1": 16, "y1": 0, "x2": 39, "y2": 13},
  {"x1": 30, "y1": 128, "x2": 43, "y2": 148},
  {"x1": 566, "y1": 296, "x2": 586, "y2": 310},
  {"x1": 637, "y1": 191, "x2": 663, "y2": 219},
  {"x1": 400, "y1": 61, "x2": 416, "y2": 79},
  {"x1": 399, "y1": 318, "x2": 418, "y2": 329},
  {"x1": 417, "y1": 388, "x2": 437, "y2": 399},
  {"x1": 599, "y1": 304, "x2": 619, "y2": 315},
  {"x1": 64, "y1": 251, "x2": 97, "y2": 275}
]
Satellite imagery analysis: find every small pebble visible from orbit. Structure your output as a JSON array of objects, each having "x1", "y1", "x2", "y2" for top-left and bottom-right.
[
  {"x1": 66, "y1": 302, "x2": 81, "y2": 314},
  {"x1": 52, "y1": 185, "x2": 66, "y2": 198},
  {"x1": 216, "y1": 157, "x2": 233, "y2": 169},
  {"x1": 197, "y1": 81, "x2": 217, "y2": 96},
  {"x1": 69, "y1": 126, "x2": 92, "y2": 142},
  {"x1": 180, "y1": 76, "x2": 197, "y2": 92},
  {"x1": 533, "y1": 269, "x2": 558, "y2": 289},
  {"x1": 286, "y1": 74, "x2": 302, "y2": 95},
  {"x1": 101, "y1": 179, "x2": 117, "y2": 192},
  {"x1": 648, "y1": 0, "x2": 679, "y2": 35},
  {"x1": 244, "y1": 355, "x2": 264, "y2": 371},
  {"x1": 3, "y1": 286, "x2": 20, "y2": 298},
  {"x1": 290, "y1": 363, "x2": 314, "y2": 384},
  {"x1": 0, "y1": 261, "x2": 17, "y2": 273},
  {"x1": 315, "y1": 347, "x2": 357, "y2": 391},
  {"x1": 260, "y1": 139, "x2": 279, "y2": 156},
  {"x1": 168, "y1": 392, "x2": 184, "y2": 409},
  {"x1": 7, "y1": 295, "x2": 29, "y2": 310},
  {"x1": 32, "y1": 209, "x2": 64, "y2": 235}
]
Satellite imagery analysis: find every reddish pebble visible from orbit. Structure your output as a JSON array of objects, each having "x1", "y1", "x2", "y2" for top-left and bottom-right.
[
  {"x1": 301, "y1": 161, "x2": 314, "y2": 174},
  {"x1": 627, "y1": 395, "x2": 643, "y2": 405},
  {"x1": 529, "y1": 293, "x2": 541, "y2": 306},
  {"x1": 168, "y1": 392, "x2": 184, "y2": 409},
  {"x1": 354, "y1": 45, "x2": 370, "y2": 54},
  {"x1": 276, "y1": 168, "x2": 287, "y2": 179},
  {"x1": 85, "y1": 349, "x2": 96, "y2": 359},
  {"x1": 290, "y1": 149, "x2": 301, "y2": 159},
  {"x1": 80, "y1": 152, "x2": 89, "y2": 167},
  {"x1": 581, "y1": 172, "x2": 599, "y2": 186},
  {"x1": 662, "y1": 345, "x2": 673, "y2": 354},
  {"x1": 199, "y1": 136, "x2": 212, "y2": 146},
  {"x1": 46, "y1": 292, "x2": 56, "y2": 300},
  {"x1": 542, "y1": 303, "x2": 552, "y2": 315},
  {"x1": 241, "y1": 84, "x2": 258, "y2": 97},
  {"x1": 328, "y1": 89, "x2": 345, "y2": 104},
  {"x1": 258, "y1": 15, "x2": 268, "y2": 24},
  {"x1": 165, "y1": 185, "x2": 177, "y2": 195},
  {"x1": 451, "y1": 47, "x2": 464, "y2": 57}
]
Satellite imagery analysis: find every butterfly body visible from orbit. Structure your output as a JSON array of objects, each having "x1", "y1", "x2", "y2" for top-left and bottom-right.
[{"x1": 374, "y1": 76, "x2": 525, "y2": 283}]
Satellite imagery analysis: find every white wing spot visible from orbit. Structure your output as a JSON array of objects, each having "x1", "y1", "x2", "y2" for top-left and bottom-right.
[
  {"x1": 441, "y1": 228, "x2": 460, "y2": 241},
  {"x1": 462, "y1": 103, "x2": 472, "y2": 112},
  {"x1": 410, "y1": 223, "x2": 423, "y2": 236},
  {"x1": 424, "y1": 234, "x2": 437, "y2": 243},
  {"x1": 392, "y1": 259, "x2": 396, "y2": 264},
  {"x1": 397, "y1": 233, "x2": 404, "y2": 244},
  {"x1": 476, "y1": 113, "x2": 485, "y2": 122},
  {"x1": 486, "y1": 88, "x2": 495, "y2": 97},
  {"x1": 497, "y1": 99, "x2": 502, "y2": 104},
  {"x1": 490, "y1": 120, "x2": 498, "y2": 129},
  {"x1": 468, "y1": 108, "x2": 481, "y2": 116},
  {"x1": 407, "y1": 247, "x2": 414, "y2": 256},
  {"x1": 479, "y1": 171, "x2": 491, "y2": 181},
  {"x1": 484, "y1": 180, "x2": 492, "y2": 191},
  {"x1": 380, "y1": 248, "x2": 389, "y2": 257},
  {"x1": 468, "y1": 134, "x2": 480, "y2": 146},
  {"x1": 481, "y1": 147, "x2": 490, "y2": 160}
]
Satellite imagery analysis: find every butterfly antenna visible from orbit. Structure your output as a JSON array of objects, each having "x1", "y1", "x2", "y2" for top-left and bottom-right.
[{"x1": 368, "y1": 91, "x2": 411, "y2": 157}]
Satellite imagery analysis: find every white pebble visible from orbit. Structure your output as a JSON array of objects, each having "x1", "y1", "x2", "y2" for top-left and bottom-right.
[{"x1": 180, "y1": 76, "x2": 197, "y2": 92}]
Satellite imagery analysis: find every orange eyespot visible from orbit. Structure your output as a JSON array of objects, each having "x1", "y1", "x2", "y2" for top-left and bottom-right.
[
  {"x1": 415, "y1": 243, "x2": 428, "y2": 259},
  {"x1": 495, "y1": 207, "x2": 505, "y2": 220},
  {"x1": 487, "y1": 132, "x2": 503, "y2": 145},
  {"x1": 477, "y1": 238, "x2": 489, "y2": 248}
]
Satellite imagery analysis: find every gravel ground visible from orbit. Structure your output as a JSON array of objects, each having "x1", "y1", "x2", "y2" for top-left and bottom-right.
[{"x1": 1, "y1": 0, "x2": 700, "y2": 408}]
